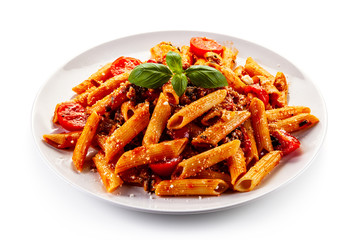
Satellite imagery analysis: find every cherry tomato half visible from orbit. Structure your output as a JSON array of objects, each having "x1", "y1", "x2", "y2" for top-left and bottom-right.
[
  {"x1": 149, "y1": 157, "x2": 183, "y2": 177},
  {"x1": 190, "y1": 37, "x2": 224, "y2": 57},
  {"x1": 244, "y1": 84, "x2": 269, "y2": 106},
  {"x1": 110, "y1": 56, "x2": 142, "y2": 76},
  {"x1": 57, "y1": 102, "x2": 87, "y2": 131},
  {"x1": 271, "y1": 129, "x2": 301, "y2": 156}
]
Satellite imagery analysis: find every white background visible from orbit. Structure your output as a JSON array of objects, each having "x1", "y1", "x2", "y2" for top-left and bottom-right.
[{"x1": 1, "y1": 0, "x2": 359, "y2": 239}]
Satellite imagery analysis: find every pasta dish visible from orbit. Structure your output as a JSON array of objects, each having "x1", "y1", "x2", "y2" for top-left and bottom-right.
[{"x1": 43, "y1": 37, "x2": 319, "y2": 196}]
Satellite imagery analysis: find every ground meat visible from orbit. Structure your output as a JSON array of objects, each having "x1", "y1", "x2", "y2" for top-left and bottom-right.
[
  {"x1": 219, "y1": 87, "x2": 248, "y2": 111},
  {"x1": 180, "y1": 86, "x2": 216, "y2": 105}
]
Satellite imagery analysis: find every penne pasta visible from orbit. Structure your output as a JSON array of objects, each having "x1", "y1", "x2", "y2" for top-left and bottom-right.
[
  {"x1": 162, "y1": 81, "x2": 179, "y2": 105},
  {"x1": 150, "y1": 42, "x2": 180, "y2": 63},
  {"x1": 43, "y1": 131, "x2": 82, "y2": 149},
  {"x1": 222, "y1": 46, "x2": 238, "y2": 69},
  {"x1": 172, "y1": 140, "x2": 240, "y2": 179},
  {"x1": 72, "y1": 111, "x2": 101, "y2": 171},
  {"x1": 244, "y1": 57, "x2": 274, "y2": 80},
  {"x1": 266, "y1": 106, "x2": 311, "y2": 122},
  {"x1": 167, "y1": 89, "x2": 227, "y2": 130},
  {"x1": 180, "y1": 45, "x2": 193, "y2": 69},
  {"x1": 227, "y1": 148, "x2": 247, "y2": 186},
  {"x1": 72, "y1": 62, "x2": 113, "y2": 94},
  {"x1": 72, "y1": 86, "x2": 96, "y2": 107},
  {"x1": 241, "y1": 119, "x2": 259, "y2": 165},
  {"x1": 143, "y1": 93, "x2": 172, "y2": 145},
  {"x1": 234, "y1": 151, "x2": 282, "y2": 192},
  {"x1": 193, "y1": 169, "x2": 231, "y2": 185},
  {"x1": 155, "y1": 179, "x2": 229, "y2": 196},
  {"x1": 249, "y1": 98, "x2": 274, "y2": 155},
  {"x1": 105, "y1": 102, "x2": 150, "y2": 162},
  {"x1": 115, "y1": 138, "x2": 188, "y2": 173},
  {"x1": 120, "y1": 100, "x2": 136, "y2": 122},
  {"x1": 204, "y1": 52, "x2": 223, "y2": 65},
  {"x1": 87, "y1": 71, "x2": 130, "y2": 105},
  {"x1": 87, "y1": 82, "x2": 130, "y2": 115},
  {"x1": 268, "y1": 113, "x2": 319, "y2": 133},
  {"x1": 192, "y1": 110, "x2": 251, "y2": 148},
  {"x1": 93, "y1": 151, "x2": 123, "y2": 192},
  {"x1": 200, "y1": 108, "x2": 223, "y2": 126},
  {"x1": 273, "y1": 72, "x2": 288, "y2": 107}
]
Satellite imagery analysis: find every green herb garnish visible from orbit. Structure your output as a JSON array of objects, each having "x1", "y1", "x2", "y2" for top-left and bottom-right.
[{"x1": 128, "y1": 51, "x2": 228, "y2": 97}]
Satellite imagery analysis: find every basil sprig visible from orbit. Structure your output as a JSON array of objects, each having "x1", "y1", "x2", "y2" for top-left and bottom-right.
[{"x1": 128, "y1": 51, "x2": 228, "y2": 97}]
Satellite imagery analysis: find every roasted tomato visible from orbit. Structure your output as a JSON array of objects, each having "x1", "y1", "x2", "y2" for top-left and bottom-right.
[
  {"x1": 110, "y1": 56, "x2": 142, "y2": 76},
  {"x1": 57, "y1": 102, "x2": 87, "y2": 131},
  {"x1": 271, "y1": 129, "x2": 301, "y2": 156},
  {"x1": 244, "y1": 84, "x2": 269, "y2": 106},
  {"x1": 149, "y1": 157, "x2": 183, "y2": 177},
  {"x1": 190, "y1": 37, "x2": 224, "y2": 57}
]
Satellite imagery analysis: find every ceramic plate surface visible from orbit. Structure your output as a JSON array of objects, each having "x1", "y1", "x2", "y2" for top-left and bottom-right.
[{"x1": 32, "y1": 31, "x2": 327, "y2": 214}]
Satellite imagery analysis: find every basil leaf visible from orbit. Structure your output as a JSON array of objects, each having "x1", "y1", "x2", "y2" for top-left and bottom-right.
[
  {"x1": 166, "y1": 51, "x2": 183, "y2": 74},
  {"x1": 171, "y1": 73, "x2": 188, "y2": 97},
  {"x1": 128, "y1": 63, "x2": 173, "y2": 89},
  {"x1": 185, "y1": 65, "x2": 228, "y2": 88}
]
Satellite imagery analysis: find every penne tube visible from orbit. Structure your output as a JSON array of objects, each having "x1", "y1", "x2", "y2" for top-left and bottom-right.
[
  {"x1": 273, "y1": 72, "x2": 288, "y2": 107},
  {"x1": 193, "y1": 169, "x2": 231, "y2": 185},
  {"x1": 43, "y1": 131, "x2": 82, "y2": 149},
  {"x1": 268, "y1": 113, "x2": 319, "y2": 133},
  {"x1": 204, "y1": 52, "x2": 223, "y2": 65},
  {"x1": 167, "y1": 89, "x2": 227, "y2": 130},
  {"x1": 150, "y1": 41, "x2": 180, "y2": 63},
  {"x1": 72, "y1": 111, "x2": 101, "y2": 171},
  {"x1": 172, "y1": 140, "x2": 240, "y2": 179},
  {"x1": 143, "y1": 93, "x2": 172, "y2": 145},
  {"x1": 72, "y1": 62, "x2": 113, "y2": 94},
  {"x1": 241, "y1": 119, "x2": 259, "y2": 165},
  {"x1": 274, "y1": 72, "x2": 287, "y2": 90},
  {"x1": 115, "y1": 138, "x2": 188, "y2": 173},
  {"x1": 86, "y1": 82, "x2": 129, "y2": 115},
  {"x1": 200, "y1": 108, "x2": 223, "y2": 126},
  {"x1": 249, "y1": 98, "x2": 274, "y2": 155},
  {"x1": 155, "y1": 179, "x2": 229, "y2": 196},
  {"x1": 105, "y1": 102, "x2": 150, "y2": 162},
  {"x1": 222, "y1": 46, "x2": 238, "y2": 69},
  {"x1": 87, "y1": 71, "x2": 130, "y2": 105},
  {"x1": 234, "y1": 151, "x2": 282, "y2": 192},
  {"x1": 120, "y1": 100, "x2": 136, "y2": 122},
  {"x1": 93, "y1": 151, "x2": 123, "y2": 192},
  {"x1": 266, "y1": 106, "x2": 311, "y2": 122},
  {"x1": 162, "y1": 81, "x2": 179, "y2": 105},
  {"x1": 244, "y1": 57, "x2": 274, "y2": 80},
  {"x1": 227, "y1": 148, "x2": 247, "y2": 186},
  {"x1": 192, "y1": 110, "x2": 251, "y2": 148},
  {"x1": 72, "y1": 86, "x2": 96, "y2": 107},
  {"x1": 180, "y1": 45, "x2": 193, "y2": 69}
]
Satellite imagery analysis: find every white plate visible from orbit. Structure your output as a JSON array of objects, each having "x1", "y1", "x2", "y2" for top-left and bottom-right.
[{"x1": 32, "y1": 31, "x2": 327, "y2": 214}]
